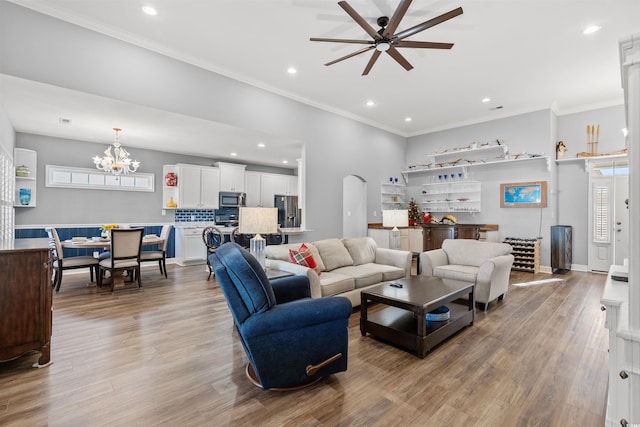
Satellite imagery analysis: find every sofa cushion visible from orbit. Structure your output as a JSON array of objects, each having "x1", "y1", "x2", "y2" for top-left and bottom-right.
[
  {"x1": 288, "y1": 243, "x2": 321, "y2": 274},
  {"x1": 433, "y1": 264, "x2": 479, "y2": 283},
  {"x1": 442, "y1": 240, "x2": 512, "y2": 267},
  {"x1": 363, "y1": 263, "x2": 406, "y2": 281},
  {"x1": 265, "y1": 242, "x2": 326, "y2": 272},
  {"x1": 342, "y1": 237, "x2": 376, "y2": 265},
  {"x1": 332, "y1": 264, "x2": 382, "y2": 289},
  {"x1": 313, "y1": 238, "x2": 354, "y2": 272},
  {"x1": 317, "y1": 272, "x2": 355, "y2": 297}
]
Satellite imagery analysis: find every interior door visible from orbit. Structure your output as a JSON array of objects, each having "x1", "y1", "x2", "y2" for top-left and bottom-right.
[{"x1": 614, "y1": 175, "x2": 629, "y2": 265}]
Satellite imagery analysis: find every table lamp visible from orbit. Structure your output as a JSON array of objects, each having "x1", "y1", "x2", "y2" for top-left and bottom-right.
[
  {"x1": 382, "y1": 209, "x2": 408, "y2": 250},
  {"x1": 239, "y1": 207, "x2": 278, "y2": 269}
]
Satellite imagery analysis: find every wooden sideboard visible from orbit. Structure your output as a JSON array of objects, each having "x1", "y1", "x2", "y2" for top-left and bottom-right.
[
  {"x1": 421, "y1": 224, "x2": 483, "y2": 251},
  {"x1": 0, "y1": 238, "x2": 53, "y2": 367}
]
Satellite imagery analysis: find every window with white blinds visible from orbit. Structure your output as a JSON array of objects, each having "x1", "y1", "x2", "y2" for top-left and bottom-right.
[{"x1": 593, "y1": 184, "x2": 609, "y2": 243}]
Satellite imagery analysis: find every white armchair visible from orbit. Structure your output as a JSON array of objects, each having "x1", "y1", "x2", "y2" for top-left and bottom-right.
[{"x1": 419, "y1": 239, "x2": 514, "y2": 310}]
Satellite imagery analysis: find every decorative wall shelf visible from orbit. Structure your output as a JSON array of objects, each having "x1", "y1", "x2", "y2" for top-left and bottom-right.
[
  {"x1": 14, "y1": 148, "x2": 37, "y2": 207},
  {"x1": 380, "y1": 182, "x2": 406, "y2": 209},
  {"x1": 421, "y1": 180, "x2": 481, "y2": 213},
  {"x1": 402, "y1": 155, "x2": 551, "y2": 181}
]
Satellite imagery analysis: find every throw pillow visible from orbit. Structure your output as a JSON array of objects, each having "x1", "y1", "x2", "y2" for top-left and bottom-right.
[
  {"x1": 289, "y1": 244, "x2": 321, "y2": 274},
  {"x1": 313, "y1": 238, "x2": 354, "y2": 272}
]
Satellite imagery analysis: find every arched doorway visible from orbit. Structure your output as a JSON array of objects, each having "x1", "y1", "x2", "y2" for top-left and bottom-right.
[{"x1": 343, "y1": 175, "x2": 367, "y2": 238}]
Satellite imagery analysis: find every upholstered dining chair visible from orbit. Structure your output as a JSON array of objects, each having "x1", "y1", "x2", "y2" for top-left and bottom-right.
[
  {"x1": 97, "y1": 228, "x2": 144, "y2": 292},
  {"x1": 209, "y1": 242, "x2": 352, "y2": 390},
  {"x1": 140, "y1": 224, "x2": 172, "y2": 278},
  {"x1": 49, "y1": 227, "x2": 99, "y2": 292},
  {"x1": 202, "y1": 225, "x2": 224, "y2": 280}
]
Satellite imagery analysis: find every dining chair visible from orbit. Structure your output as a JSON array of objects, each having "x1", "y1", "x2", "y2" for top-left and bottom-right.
[
  {"x1": 202, "y1": 225, "x2": 224, "y2": 280},
  {"x1": 49, "y1": 227, "x2": 99, "y2": 292},
  {"x1": 97, "y1": 228, "x2": 144, "y2": 292},
  {"x1": 140, "y1": 224, "x2": 172, "y2": 278}
]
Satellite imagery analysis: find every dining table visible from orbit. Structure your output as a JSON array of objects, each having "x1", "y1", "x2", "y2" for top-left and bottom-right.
[{"x1": 61, "y1": 235, "x2": 164, "y2": 249}]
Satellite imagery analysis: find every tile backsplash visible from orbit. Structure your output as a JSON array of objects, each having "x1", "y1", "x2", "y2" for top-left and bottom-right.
[{"x1": 174, "y1": 209, "x2": 215, "y2": 223}]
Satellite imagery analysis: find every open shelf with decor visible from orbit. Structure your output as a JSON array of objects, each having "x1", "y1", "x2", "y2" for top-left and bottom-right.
[
  {"x1": 162, "y1": 165, "x2": 178, "y2": 209},
  {"x1": 421, "y1": 180, "x2": 481, "y2": 213},
  {"x1": 14, "y1": 148, "x2": 37, "y2": 207},
  {"x1": 380, "y1": 181, "x2": 406, "y2": 209}
]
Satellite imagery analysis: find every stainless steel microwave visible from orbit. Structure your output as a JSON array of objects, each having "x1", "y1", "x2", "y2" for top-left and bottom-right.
[{"x1": 219, "y1": 191, "x2": 246, "y2": 208}]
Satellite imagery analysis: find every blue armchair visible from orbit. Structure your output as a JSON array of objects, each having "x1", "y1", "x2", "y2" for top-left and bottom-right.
[{"x1": 210, "y1": 242, "x2": 352, "y2": 390}]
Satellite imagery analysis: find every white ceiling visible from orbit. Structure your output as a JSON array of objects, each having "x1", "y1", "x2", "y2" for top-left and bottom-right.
[{"x1": 3, "y1": 0, "x2": 640, "y2": 168}]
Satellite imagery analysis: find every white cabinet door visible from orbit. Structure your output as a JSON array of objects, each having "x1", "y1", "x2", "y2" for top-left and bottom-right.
[
  {"x1": 175, "y1": 228, "x2": 206, "y2": 265},
  {"x1": 218, "y1": 163, "x2": 246, "y2": 192},
  {"x1": 200, "y1": 167, "x2": 220, "y2": 209},
  {"x1": 260, "y1": 173, "x2": 278, "y2": 207},
  {"x1": 244, "y1": 171, "x2": 262, "y2": 207},
  {"x1": 409, "y1": 228, "x2": 423, "y2": 253},
  {"x1": 178, "y1": 165, "x2": 202, "y2": 208}
]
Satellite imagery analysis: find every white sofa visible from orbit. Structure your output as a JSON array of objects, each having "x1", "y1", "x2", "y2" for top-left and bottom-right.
[
  {"x1": 265, "y1": 237, "x2": 412, "y2": 307},
  {"x1": 419, "y1": 239, "x2": 514, "y2": 310}
]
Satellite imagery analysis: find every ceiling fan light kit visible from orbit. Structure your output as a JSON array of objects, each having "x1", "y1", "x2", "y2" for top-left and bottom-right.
[{"x1": 310, "y1": 0, "x2": 463, "y2": 75}]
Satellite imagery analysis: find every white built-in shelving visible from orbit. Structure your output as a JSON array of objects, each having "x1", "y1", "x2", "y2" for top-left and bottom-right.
[
  {"x1": 421, "y1": 180, "x2": 481, "y2": 213},
  {"x1": 380, "y1": 181, "x2": 406, "y2": 209},
  {"x1": 14, "y1": 148, "x2": 37, "y2": 208}
]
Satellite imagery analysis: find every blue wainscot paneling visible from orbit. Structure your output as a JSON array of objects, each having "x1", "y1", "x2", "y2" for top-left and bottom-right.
[{"x1": 15, "y1": 225, "x2": 176, "y2": 259}]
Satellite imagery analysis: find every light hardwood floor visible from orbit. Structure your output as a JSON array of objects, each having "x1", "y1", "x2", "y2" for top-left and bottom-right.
[{"x1": 0, "y1": 262, "x2": 609, "y2": 426}]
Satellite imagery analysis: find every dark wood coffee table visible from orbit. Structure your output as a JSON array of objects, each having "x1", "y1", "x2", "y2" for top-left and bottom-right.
[{"x1": 360, "y1": 276, "x2": 475, "y2": 358}]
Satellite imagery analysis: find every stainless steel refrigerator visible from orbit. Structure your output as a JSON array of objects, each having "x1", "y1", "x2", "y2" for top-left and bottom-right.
[{"x1": 274, "y1": 195, "x2": 300, "y2": 228}]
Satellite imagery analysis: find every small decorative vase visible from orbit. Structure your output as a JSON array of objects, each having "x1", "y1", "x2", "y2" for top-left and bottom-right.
[
  {"x1": 101, "y1": 230, "x2": 110, "y2": 239},
  {"x1": 19, "y1": 188, "x2": 31, "y2": 205},
  {"x1": 165, "y1": 172, "x2": 177, "y2": 187}
]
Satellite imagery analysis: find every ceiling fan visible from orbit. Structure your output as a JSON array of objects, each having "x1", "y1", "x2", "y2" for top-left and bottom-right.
[{"x1": 310, "y1": 0, "x2": 463, "y2": 75}]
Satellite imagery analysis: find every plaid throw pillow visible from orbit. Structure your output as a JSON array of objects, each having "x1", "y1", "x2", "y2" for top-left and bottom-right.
[{"x1": 288, "y1": 243, "x2": 321, "y2": 275}]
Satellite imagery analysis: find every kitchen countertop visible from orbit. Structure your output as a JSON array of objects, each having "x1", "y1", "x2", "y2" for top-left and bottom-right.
[
  {"x1": 173, "y1": 223, "x2": 305, "y2": 235},
  {"x1": 368, "y1": 223, "x2": 498, "y2": 231}
]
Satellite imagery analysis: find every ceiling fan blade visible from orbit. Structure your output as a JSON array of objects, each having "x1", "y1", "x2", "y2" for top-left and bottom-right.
[
  {"x1": 394, "y1": 41, "x2": 454, "y2": 49},
  {"x1": 383, "y1": 0, "x2": 412, "y2": 37},
  {"x1": 393, "y1": 7, "x2": 463, "y2": 41},
  {"x1": 338, "y1": 1, "x2": 381, "y2": 40},
  {"x1": 310, "y1": 37, "x2": 373, "y2": 45},
  {"x1": 386, "y1": 47, "x2": 413, "y2": 71},
  {"x1": 362, "y1": 50, "x2": 382, "y2": 76},
  {"x1": 325, "y1": 46, "x2": 375, "y2": 66}
]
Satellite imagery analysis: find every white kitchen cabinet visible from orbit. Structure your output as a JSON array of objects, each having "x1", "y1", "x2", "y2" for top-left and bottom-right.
[
  {"x1": 367, "y1": 228, "x2": 409, "y2": 251},
  {"x1": 244, "y1": 171, "x2": 262, "y2": 207},
  {"x1": 175, "y1": 227, "x2": 207, "y2": 266},
  {"x1": 217, "y1": 162, "x2": 246, "y2": 192},
  {"x1": 409, "y1": 227, "x2": 423, "y2": 253},
  {"x1": 177, "y1": 164, "x2": 220, "y2": 209},
  {"x1": 286, "y1": 175, "x2": 298, "y2": 196}
]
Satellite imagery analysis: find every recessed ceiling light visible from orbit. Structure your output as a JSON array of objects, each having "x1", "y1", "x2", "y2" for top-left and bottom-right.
[
  {"x1": 366, "y1": 100, "x2": 375, "y2": 107},
  {"x1": 287, "y1": 67, "x2": 297, "y2": 74},
  {"x1": 142, "y1": 5, "x2": 157, "y2": 16},
  {"x1": 482, "y1": 97, "x2": 491, "y2": 103},
  {"x1": 583, "y1": 25, "x2": 601, "y2": 35},
  {"x1": 257, "y1": 142, "x2": 266, "y2": 148},
  {"x1": 405, "y1": 117, "x2": 412, "y2": 122},
  {"x1": 230, "y1": 152, "x2": 237, "y2": 157},
  {"x1": 282, "y1": 160, "x2": 288, "y2": 164}
]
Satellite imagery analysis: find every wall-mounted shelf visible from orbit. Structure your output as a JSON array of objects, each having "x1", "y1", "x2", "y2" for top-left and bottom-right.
[
  {"x1": 14, "y1": 148, "x2": 37, "y2": 207},
  {"x1": 402, "y1": 143, "x2": 552, "y2": 181},
  {"x1": 421, "y1": 181, "x2": 481, "y2": 213},
  {"x1": 380, "y1": 182, "x2": 406, "y2": 209}
]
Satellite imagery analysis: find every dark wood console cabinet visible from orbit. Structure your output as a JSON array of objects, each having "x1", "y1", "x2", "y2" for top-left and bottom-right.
[
  {"x1": 0, "y1": 238, "x2": 53, "y2": 367},
  {"x1": 421, "y1": 224, "x2": 483, "y2": 251}
]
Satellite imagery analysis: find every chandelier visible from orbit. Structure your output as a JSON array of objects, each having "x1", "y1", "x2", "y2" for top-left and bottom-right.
[{"x1": 92, "y1": 128, "x2": 140, "y2": 175}]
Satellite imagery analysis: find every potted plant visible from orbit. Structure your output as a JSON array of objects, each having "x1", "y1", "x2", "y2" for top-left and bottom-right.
[{"x1": 408, "y1": 198, "x2": 422, "y2": 226}]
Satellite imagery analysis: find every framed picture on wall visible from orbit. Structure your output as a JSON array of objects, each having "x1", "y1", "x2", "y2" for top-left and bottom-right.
[{"x1": 500, "y1": 181, "x2": 547, "y2": 208}]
